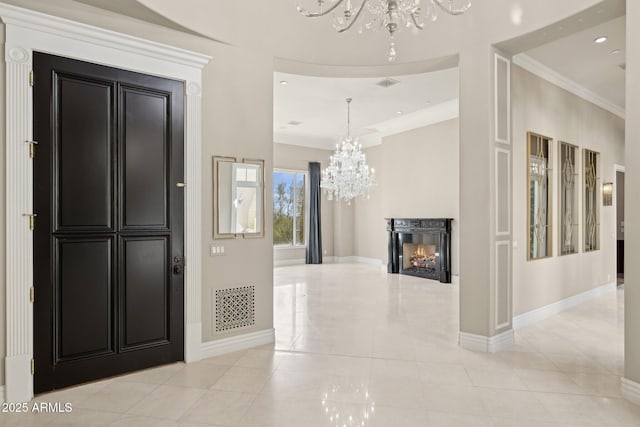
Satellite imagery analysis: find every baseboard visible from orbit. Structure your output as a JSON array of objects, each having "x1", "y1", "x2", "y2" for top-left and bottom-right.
[
  {"x1": 201, "y1": 328, "x2": 274, "y2": 360},
  {"x1": 352, "y1": 256, "x2": 384, "y2": 266},
  {"x1": 5, "y1": 353, "x2": 33, "y2": 403},
  {"x1": 332, "y1": 256, "x2": 383, "y2": 265},
  {"x1": 274, "y1": 256, "x2": 384, "y2": 268},
  {"x1": 185, "y1": 321, "x2": 203, "y2": 363},
  {"x1": 332, "y1": 256, "x2": 357, "y2": 264},
  {"x1": 513, "y1": 282, "x2": 616, "y2": 330},
  {"x1": 274, "y1": 258, "x2": 306, "y2": 267},
  {"x1": 622, "y1": 378, "x2": 640, "y2": 405},
  {"x1": 459, "y1": 329, "x2": 514, "y2": 353}
]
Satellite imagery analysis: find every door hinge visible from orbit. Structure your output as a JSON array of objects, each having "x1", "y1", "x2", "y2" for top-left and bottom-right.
[
  {"x1": 25, "y1": 140, "x2": 38, "y2": 159},
  {"x1": 31, "y1": 358, "x2": 35, "y2": 375},
  {"x1": 29, "y1": 70, "x2": 34, "y2": 87},
  {"x1": 30, "y1": 287, "x2": 34, "y2": 303},
  {"x1": 22, "y1": 213, "x2": 37, "y2": 231}
]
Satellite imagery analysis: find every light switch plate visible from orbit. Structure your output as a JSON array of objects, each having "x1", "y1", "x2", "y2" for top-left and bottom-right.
[{"x1": 210, "y1": 244, "x2": 225, "y2": 256}]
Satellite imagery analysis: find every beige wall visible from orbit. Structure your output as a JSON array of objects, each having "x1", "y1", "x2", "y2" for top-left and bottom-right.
[
  {"x1": 0, "y1": 24, "x2": 5, "y2": 386},
  {"x1": 0, "y1": 0, "x2": 276, "y2": 384},
  {"x1": 512, "y1": 65, "x2": 625, "y2": 316},
  {"x1": 625, "y1": 0, "x2": 640, "y2": 384},
  {"x1": 354, "y1": 118, "x2": 460, "y2": 274},
  {"x1": 273, "y1": 143, "x2": 334, "y2": 262},
  {"x1": 353, "y1": 145, "x2": 385, "y2": 261}
]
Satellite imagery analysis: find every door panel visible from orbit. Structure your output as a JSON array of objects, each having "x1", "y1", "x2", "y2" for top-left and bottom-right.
[
  {"x1": 121, "y1": 237, "x2": 169, "y2": 349},
  {"x1": 34, "y1": 52, "x2": 184, "y2": 393},
  {"x1": 56, "y1": 75, "x2": 114, "y2": 231},
  {"x1": 57, "y1": 237, "x2": 114, "y2": 361},
  {"x1": 122, "y1": 87, "x2": 169, "y2": 229}
]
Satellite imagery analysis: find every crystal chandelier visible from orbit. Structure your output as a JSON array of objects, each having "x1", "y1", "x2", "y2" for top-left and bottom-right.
[
  {"x1": 297, "y1": 0, "x2": 472, "y2": 61},
  {"x1": 321, "y1": 98, "x2": 376, "y2": 203}
]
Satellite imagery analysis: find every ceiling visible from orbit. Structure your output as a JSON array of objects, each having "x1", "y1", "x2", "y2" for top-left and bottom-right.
[
  {"x1": 274, "y1": 68, "x2": 459, "y2": 149},
  {"x1": 68, "y1": 0, "x2": 626, "y2": 148},
  {"x1": 275, "y1": 12, "x2": 626, "y2": 150},
  {"x1": 520, "y1": 16, "x2": 626, "y2": 109}
]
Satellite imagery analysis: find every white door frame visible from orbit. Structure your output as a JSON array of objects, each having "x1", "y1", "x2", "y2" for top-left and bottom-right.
[{"x1": 1, "y1": 3, "x2": 210, "y2": 402}]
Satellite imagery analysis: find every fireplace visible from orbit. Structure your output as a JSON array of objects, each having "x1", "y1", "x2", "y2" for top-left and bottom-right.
[{"x1": 387, "y1": 218, "x2": 452, "y2": 283}]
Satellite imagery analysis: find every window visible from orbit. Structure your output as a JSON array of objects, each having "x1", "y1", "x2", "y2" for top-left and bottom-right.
[{"x1": 273, "y1": 170, "x2": 306, "y2": 246}]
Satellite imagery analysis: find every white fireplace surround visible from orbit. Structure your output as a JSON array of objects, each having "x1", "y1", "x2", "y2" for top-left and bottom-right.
[{"x1": 1, "y1": 3, "x2": 210, "y2": 402}]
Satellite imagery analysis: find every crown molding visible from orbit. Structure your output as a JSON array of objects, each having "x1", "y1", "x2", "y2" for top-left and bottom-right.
[
  {"x1": 0, "y1": 2, "x2": 211, "y2": 69},
  {"x1": 363, "y1": 98, "x2": 459, "y2": 147},
  {"x1": 512, "y1": 53, "x2": 625, "y2": 119},
  {"x1": 275, "y1": 98, "x2": 459, "y2": 150}
]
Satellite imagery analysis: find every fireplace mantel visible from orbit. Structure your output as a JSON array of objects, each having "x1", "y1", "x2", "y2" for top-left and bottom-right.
[{"x1": 386, "y1": 218, "x2": 453, "y2": 283}]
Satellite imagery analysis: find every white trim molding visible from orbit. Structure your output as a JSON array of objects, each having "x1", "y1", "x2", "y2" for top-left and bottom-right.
[
  {"x1": 512, "y1": 54, "x2": 625, "y2": 119},
  {"x1": 494, "y1": 240, "x2": 512, "y2": 330},
  {"x1": 622, "y1": 378, "x2": 640, "y2": 406},
  {"x1": 494, "y1": 53, "x2": 511, "y2": 145},
  {"x1": 201, "y1": 329, "x2": 275, "y2": 360},
  {"x1": 274, "y1": 258, "x2": 306, "y2": 267},
  {"x1": 1, "y1": 3, "x2": 210, "y2": 402},
  {"x1": 0, "y1": 386, "x2": 5, "y2": 403},
  {"x1": 459, "y1": 329, "x2": 514, "y2": 353},
  {"x1": 495, "y1": 148, "x2": 511, "y2": 237},
  {"x1": 513, "y1": 282, "x2": 616, "y2": 330},
  {"x1": 274, "y1": 256, "x2": 385, "y2": 268}
]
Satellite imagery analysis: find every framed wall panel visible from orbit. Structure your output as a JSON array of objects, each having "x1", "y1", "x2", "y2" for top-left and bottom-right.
[
  {"x1": 494, "y1": 54, "x2": 511, "y2": 144},
  {"x1": 583, "y1": 149, "x2": 600, "y2": 252},
  {"x1": 495, "y1": 241, "x2": 511, "y2": 330},
  {"x1": 495, "y1": 149, "x2": 511, "y2": 236},
  {"x1": 558, "y1": 142, "x2": 579, "y2": 255},
  {"x1": 527, "y1": 132, "x2": 552, "y2": 260}
]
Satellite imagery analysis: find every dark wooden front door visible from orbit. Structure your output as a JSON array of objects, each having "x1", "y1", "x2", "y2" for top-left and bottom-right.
[{"x1": 33, "y1": 53, "x2": 185, "y2": 393}]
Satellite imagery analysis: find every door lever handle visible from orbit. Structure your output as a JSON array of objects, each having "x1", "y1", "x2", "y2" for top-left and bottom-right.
[{"x1": 176, "y1": 182, "x2": 186, "y2": 188}]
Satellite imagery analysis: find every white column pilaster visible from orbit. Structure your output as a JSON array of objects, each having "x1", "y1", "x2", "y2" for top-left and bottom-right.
[
  {"x1": 4, "y1": 43, "x2": 34, "y2": 403},
  {"x1": 184, "y1": 82, "x2": 203, "y2": 362}
]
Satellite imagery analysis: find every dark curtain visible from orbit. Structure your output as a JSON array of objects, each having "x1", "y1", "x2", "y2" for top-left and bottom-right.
[{"x1": 306, "y1": 162, "x2": 323, "y2": 264}]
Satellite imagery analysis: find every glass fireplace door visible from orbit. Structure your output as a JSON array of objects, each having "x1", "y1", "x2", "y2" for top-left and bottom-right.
[{"x1": 398, "y1": 232, "x2": 440, "y2": 280}]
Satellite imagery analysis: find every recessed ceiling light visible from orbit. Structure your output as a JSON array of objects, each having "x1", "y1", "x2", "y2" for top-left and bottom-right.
[
  {"x1": 396, "y1": 111, "x2": 403, "y2": 115},
  {"x1": 280, "y1": 80, "x2": 288, "y2": 85},
  {"x1": 594, "y1": 36, "x2": 608, "y2": 44},
  {"x1": 425, "y1": 101, "x2": 432, "y2": 105},
  {"x1": 610, "y1": 49, "x2": 622, "y2": 55}
]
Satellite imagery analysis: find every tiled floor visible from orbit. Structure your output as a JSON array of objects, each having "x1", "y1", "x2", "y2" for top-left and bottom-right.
[{"x1": 2, "y1": 263, "x2": 638, "y2": 426}]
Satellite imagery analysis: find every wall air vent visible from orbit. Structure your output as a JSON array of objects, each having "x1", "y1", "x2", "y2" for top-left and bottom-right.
[
  {"x1": 376, "y1": 78, "x2": 400, "y2": 88},
  {"x1": 215, "y1": 285, "x2": 255, "y2": 332}
]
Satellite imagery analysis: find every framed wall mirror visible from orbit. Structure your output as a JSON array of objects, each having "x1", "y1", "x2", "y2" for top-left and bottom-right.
[
  {"x1": 213, "y1": 156, "x2": 265, "y2": 239},
  {"x1": 527, "y1": 132, "x2": 552, "y2": 260},
  {"x1": 558, "y1": 141, "x2": 579, "y2": 255}
]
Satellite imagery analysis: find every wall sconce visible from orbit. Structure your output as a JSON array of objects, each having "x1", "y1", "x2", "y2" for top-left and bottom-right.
[{"x1": 603, "y1": 182, "x2": 613, "y2": 206}]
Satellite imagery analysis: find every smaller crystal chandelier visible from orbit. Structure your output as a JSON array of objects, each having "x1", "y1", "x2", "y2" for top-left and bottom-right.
[
  {"x1": 297, "y1": 0, "x2": 472, "y2": 61},
  {"x1": 321, "y1": 98, "x2": 376, "y2": 203}
]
